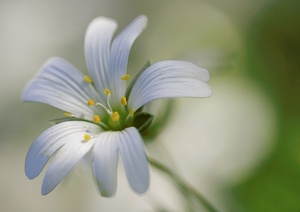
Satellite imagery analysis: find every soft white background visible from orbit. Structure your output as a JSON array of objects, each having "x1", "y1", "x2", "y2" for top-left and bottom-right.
[{"x1": 0, "y1": 0, "x2": 275, "y2": 211}]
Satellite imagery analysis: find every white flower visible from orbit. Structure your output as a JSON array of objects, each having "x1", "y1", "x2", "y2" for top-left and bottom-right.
[{"x1": 22, "y1": 15, "x2": 212, "y2": 197}]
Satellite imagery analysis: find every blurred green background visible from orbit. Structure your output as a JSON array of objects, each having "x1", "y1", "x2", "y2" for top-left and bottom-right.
[{"x1": 0, "y1": 0, "x2": 299, "y2": 211}]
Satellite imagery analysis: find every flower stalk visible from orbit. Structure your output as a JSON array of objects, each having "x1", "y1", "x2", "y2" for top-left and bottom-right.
[{"x1": 148, "y1": 157, "x2": 218, "y2": 212}]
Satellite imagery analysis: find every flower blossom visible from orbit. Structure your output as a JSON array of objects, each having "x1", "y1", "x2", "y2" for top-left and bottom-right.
[{"x1": 22, "y1": 15, "x2": 212, "y2": 197}]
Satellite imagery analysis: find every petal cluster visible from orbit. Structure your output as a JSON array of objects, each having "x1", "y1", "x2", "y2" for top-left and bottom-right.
[
  {"x1": 25, "y1": 122, "x2": 148, "y2": 196},
  {"x1": 93, "y1": 127, "x2": 149, "y2": 197},
  {"x1": 22, "y1": 15, "x2": 212, "y2": 197}
]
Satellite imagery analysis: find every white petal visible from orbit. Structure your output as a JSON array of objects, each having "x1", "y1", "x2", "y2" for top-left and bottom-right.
[
  {"x1": 41, "y1": 122, "x2": 99, "y2": 195},
  {"x1": 128, "y1": 60, "x2": 212, "y2": 110},
  {"x1": 25, "y1": 121, "x2": 98, "y2": 179},
  {"x1": 109, "y1": 15, "x2": 147, "y2": 107},
  {"x1": 118, "y1": 127, "x2": 149, "y2": 194},
  {"x1": 85, "y1": 17, "x2": 117, "y2": 102},
  {"x1": 22, "y1": 58, "x2": 100, "y2": 118},
  {"x1": 93, "y1": 132, "x2": 119, "y2": 197}
]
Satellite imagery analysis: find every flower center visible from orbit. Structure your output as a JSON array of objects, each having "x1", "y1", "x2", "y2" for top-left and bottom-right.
[{"x1": 86, "y1": 88, "x2": 135, "y2": 131}]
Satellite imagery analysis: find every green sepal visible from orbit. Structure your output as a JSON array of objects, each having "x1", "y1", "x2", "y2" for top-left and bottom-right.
[
  {"x1": 131, "y1": 112, "x2": 154, "y2": 133},
  {"x1": 49, "y1": 117, "x2": 76, "y2": 125},
  {"x1": 125, "y1": 60, "x2": 151, "y2": 99},
  {"x1": 49, "y1": 117, "x2": 91, "y2": 125}
]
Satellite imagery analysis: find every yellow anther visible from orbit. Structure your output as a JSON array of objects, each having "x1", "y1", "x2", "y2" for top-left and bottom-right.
[
  {"x1": 84, "y1": 75, "x2": 93, "y2": 83},
  {"x1": 112, "y1": 111, "x2": 120, "y2": 122},
  {"x1": 104, "y1": 88, "x2": 111, "y2": 96},
  {"x1": 121, "y1": 74, "x2": 131, "y2": 81},
  {"x1": 94, "y1": 115, "x2": 101, "y2": 123},
  {"x1": 63, "y1": 112, "x2": 73, "y2": 117},
  {"x1": 84, "y1": 134, "x2": 91, "y2": 141},
  {"x1": 121, "y1": 96, "x2": 127, "y2": 106},
  {"x1": 129, "y1": 108, "x2": 135, "y2": 117},
  {"x1": 87, "y1": 99, "x2": 95, "y2": 106}
]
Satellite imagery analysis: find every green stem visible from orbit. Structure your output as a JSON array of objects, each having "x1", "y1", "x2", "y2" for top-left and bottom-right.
[{"x1": 148, "y1": 157, "x2": 218, "y2": 212}]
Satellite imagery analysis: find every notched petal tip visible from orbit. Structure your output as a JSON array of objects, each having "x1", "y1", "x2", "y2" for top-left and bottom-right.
[
  {"x1": 88, "y1": 16, "x2": 118, "y2": 31},
  {"x1": 135, "y1": 14, "x2": 148, "y2": 26},
  {"x1": 198, "y1": 67, "x2": 211, "y2": 82},
  {"x1": 99, "y1": 185, "x2": 116, "y2": 198},
  {"x1": 41, "y1": 185, "x2": 52, "y2": 196},
  {"x1": 131, "y1": 176, "x2": 150, "y2": 195},
  {"x1": 85, "y1": 17, "x2": 118, "y2": 49},
  {"x1": 25, "y1": 160, "x2": 39, "y2": 180},
  {"x1": 205, "y1": 85, "x2": 213, "y2": 97},
  {"x1": 92, "y1": 172, "x2": 117, "y2": 198}
]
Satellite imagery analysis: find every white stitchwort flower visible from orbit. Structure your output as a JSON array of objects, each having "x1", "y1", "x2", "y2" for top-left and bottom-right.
[{"x1": 22, "y1": 15, "x2": 212, "y2": 197}]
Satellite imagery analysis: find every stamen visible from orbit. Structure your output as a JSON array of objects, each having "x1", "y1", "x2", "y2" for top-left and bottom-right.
[
  {"x1": 125, "y1": 108, "x2": 135, "y2": 123},
  {"x1": 84, "y1": 134, "x2": 91, "y2": 141},
  {"x1": 95, "y1": 103, "x2": 112, "y2": 115},
  {"x1": 63, "y1": 112, "x2": 73, "y2": 117},
  {"x1": 129, "y1": 108, "x2": 135, "y2": 117},
  {"x1": 112, "y1": 111, "x2": 120, "y2": 122},
  {"x1": 103, "y1": 89, "x2": 113, "y2": 112},
  {"x1": 84, "y1": 75, "x2": 93, "y2": 83},
  {"x1": 87, "y1": 99, "x2": 95, "y2": 106},
  {"x1": 121, "y1": 96, "x2": 127, "y2": 106},
  {"x1": 104, "y1": 88, "x2": 111, "y2": 96},
  {"x1": 121, "y1": 74, "x2": 131, "y2": 81},
  {"x1": 94, "y1": 115, "x2": 101, "y2": 123}
]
